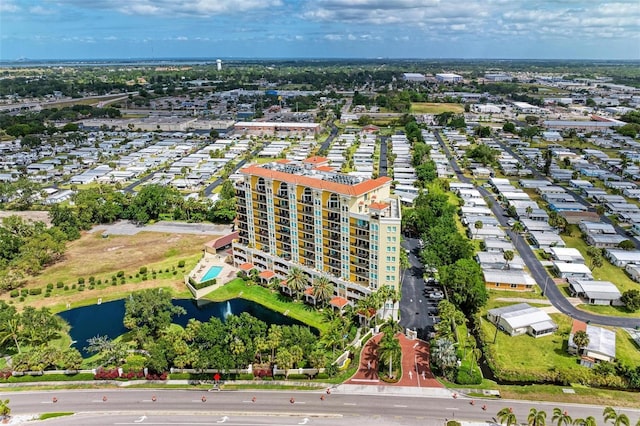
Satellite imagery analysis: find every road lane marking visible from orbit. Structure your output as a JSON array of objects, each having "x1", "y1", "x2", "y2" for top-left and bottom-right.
[
  {"x1": 343, "y1": 403, "x2": 357, "y2": 406},
  {"x1": 394, "y1": 404, "x2": 408, "y2": 408},
  {"x1": 446, "y1": 408, "x2": 460, "y2": 411}
]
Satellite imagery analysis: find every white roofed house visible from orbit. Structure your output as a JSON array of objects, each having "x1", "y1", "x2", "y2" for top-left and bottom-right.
[
  {"x1": 568, "y1": 320, "x2": 616, "y2": 367},
  {"x1": 487, "y1": 303, "x2": 558, "y2": 338},
  {"x1": 604, "y1": 249, "x2": 640, "y2": 267},
  {"x1": 568, "y1": 279, "x2": 623, "y2": 306},
  {"x1": 553, "y1": 262, "x2": 593, "y2": 280}
]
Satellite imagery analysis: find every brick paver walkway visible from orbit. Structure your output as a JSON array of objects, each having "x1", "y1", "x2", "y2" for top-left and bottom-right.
[{"x1": 346, "y1": 332, "x2": 442, "y2": 388}]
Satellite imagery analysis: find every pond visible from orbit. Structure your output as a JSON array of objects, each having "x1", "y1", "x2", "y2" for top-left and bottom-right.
[{"x1": 57, "y1": 298, "x2": 306, "y2": 357}]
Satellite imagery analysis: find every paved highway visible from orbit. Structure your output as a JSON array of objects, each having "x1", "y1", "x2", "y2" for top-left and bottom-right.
[
  {"x1": 4, "y1": 389, "x2": 638, "y2": 426},
  {"x1": 435, "y1": 131, "x2": 640, "y2": 328}
]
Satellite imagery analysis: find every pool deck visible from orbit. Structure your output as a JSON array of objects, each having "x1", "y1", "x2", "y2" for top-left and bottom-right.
[{"x1": 187, "y1": 252, "x2": 238, "y2": 298}]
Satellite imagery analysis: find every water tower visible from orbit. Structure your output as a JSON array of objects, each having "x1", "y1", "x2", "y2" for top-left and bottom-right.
[{"x1": 216, "y1": 59, "x2": 222, "y2": 71}]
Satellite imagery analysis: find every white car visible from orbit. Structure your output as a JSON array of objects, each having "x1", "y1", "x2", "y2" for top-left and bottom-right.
[{"x1": 428, "y1": 291, "x2": 444, "y2": 299}]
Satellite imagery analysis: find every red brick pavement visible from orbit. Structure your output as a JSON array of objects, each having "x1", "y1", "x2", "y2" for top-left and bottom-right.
[{"x1": 345, "y1": 332, "x2": 442, "y2": 388}]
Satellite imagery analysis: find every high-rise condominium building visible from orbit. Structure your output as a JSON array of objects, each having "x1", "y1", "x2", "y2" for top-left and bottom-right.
[{"x1": 232, "y1": 157, "x2": 401, "y2": 305}]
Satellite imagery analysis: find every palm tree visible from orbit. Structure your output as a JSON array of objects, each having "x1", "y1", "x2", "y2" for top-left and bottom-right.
[
  {"x1": 377, "y1": 332, "x2": 401, "y2": 379},
  {"x1": 356, "y1": 293, "x2": 381, "y2": 328},
  {"x1": 526, "y1": 206, "x2": 533, "y2": 218},
  {"x1": 0, "y1": 318, "x2": 21, "y2": 354},
  {"x1": 512, "y1": 221, "x2": 525, "y2": 234},
  {"x1": 286, "y1": 267, "x2": 308, "y2": 298},
  {"x1": 0, "y1": 399, "x2": 10, "y2": 420},
  {"x1": 573, "y1": 417, "x2": 597, "y2": 426},
  {"x1": 474, "y1": 220, "x2": 483, "y2": 237},
  {"x1": 430, "y1": 338, "x2": 457, "y2": 376},
  {"x1": 572, "y1": 330, "x2": 590, "y2": 355},
  {"x1": 497, "y1": 407, "x2": 518, "y2": 426},
  {"x1": 312, "y1": 276, "x2": 334, "y2": 306},
  {"x1": 503, "y1": 250, "x2": 515, "y2": 270},
  {"x1": 552, "y1": 408, "x2": 573, "y2": 426},
  {"x1": 603, "y1": 407, "x2": 630, "y2": 426},
  {"x1": 528, "y1": 408, "x2": 547, "y2": 426}
]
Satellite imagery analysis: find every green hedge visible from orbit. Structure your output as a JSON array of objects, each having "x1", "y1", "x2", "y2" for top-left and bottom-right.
[
  {"x1": 286, "y1": 374, "x2": 310, "y2": 380},
  {"x1": 188, "y1": 277, "x2": 217, "y2": 290},
  {"x1": 2, "y1": 373, "x2": 95, "y2": 383}
]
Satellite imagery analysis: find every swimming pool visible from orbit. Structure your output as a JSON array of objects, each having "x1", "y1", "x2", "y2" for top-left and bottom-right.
[{"x1": 201, "y1": 265, "x2": 223, "y2": 282}]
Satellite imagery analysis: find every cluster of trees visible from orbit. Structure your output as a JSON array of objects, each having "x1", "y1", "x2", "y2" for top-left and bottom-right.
[
  {"x1": 435, "y1": 112, "x2": 466, "y2": 128},
  {"x1": 467, "y1": 144, "x2": 498, "y2": 166},
  {"x1": 0, "y1": 301, "x2": 82, "y2": 371},
  {"x1": 50, "y1": 182, "x2": 237, "y2": 242},
  {"x1": 90, "y1": 289, "x2": 330, "y2": 375},
  {"x1": 403, "y1": 183, "x2": 486, "y2": 317},
  {"x1": 0, "y1": 105, "x2": 120, "y2": 138},
  {"x1": 0, "y1": 216, "x2": 67, "y2": 288}
]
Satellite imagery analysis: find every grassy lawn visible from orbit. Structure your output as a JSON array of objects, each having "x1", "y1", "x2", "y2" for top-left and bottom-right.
[
  {"x1": 479, "y1": 312, "x2": 584, "y2": 382},
  {"x1": 410, "y1": 102, "x2": 464, "y2": 114},
  {"x1": 488, "y1": 288, "x2": 546, "y2": 302},
  {"x1": 2, "y1": 231, "x2": 213, "y2": 310},
  {"x1": 577, "y1": 304, "x2": 639, "y2": 318},
  {"x1": 498, "y1": 384, "x2": 640, "y2": 408},
  {"x1": 205, "y1": 278, "x2": 327, "y2": 333},
  {"x1": 617, "y1": 328, "x2": 640, "y2": 365},
  {"x1": 561, "y1": 233, "x2": 640, "y2": 296}
]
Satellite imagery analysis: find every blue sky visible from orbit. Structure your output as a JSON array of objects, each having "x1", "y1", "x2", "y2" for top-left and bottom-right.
[{"x1": 1, "y1": 0, "x2": 639, "y2": 60}]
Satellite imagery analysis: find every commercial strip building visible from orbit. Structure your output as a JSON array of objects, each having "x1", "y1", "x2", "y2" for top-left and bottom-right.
[{"x1": 232, "y1": 157, "x2": 401, "y2": 307}]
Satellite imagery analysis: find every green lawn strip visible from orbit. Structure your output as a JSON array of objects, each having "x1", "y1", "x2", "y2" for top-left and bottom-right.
[
  {"x1": 487, "y1": 288, "x2": 545, "y2": 301},
  {"x1": 577, "y1": 304, "x2": 639, "y2": 318},
  {"x1": 478, "y1": 312, "x2": 583, "y2": 382},
  {"x1": 410, "y1": 103, "x2": 464, "y2": 114},
  {"x1": 454, "y1": 322, "x2": 482, "y2": 383},
  {"x1": 0, "y1": 373, "x2": 95, "y2": 383},
  {"x1": 616, "y1": 328, "x2": 640, "y2": 365},
  {"x1": 39, "y1": 412, "x2": 74, "y2": 420},
  {"x1": 205, "y1": 279, "x2": 327, "y2": 333},
  {"x1": 561, "y1": 234, "x2": 640, "y2": 295},
  {"x1": 498, "y1": 384, "x2": 640, "y2": 409},
  {"x1": 220, "y1": 384, "x2": 325, "y2": 391}
]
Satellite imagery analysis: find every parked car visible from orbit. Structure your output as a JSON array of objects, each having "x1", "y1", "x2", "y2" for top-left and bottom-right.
[{"x1": 428, "y1": 291, "x2": 445, "y2": 299}]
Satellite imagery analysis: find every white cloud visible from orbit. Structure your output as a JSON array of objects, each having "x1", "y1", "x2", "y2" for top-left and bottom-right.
[
  {"x1": 54, "y1": 0, "x2": 283, "y2": 17},
  {"x1": 324, "y1": 34, "x2": 342, "y2": 41},
  {"x1": 0, "y1": 1, "x2": 20, "y2": 12},
  {"x1": 29, "y1": 6, "x2": 56, "y2": 15}
]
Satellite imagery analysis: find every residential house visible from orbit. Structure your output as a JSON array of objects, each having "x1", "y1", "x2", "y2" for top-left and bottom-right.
[
  {"x1": 553, "y1": 262, "x2": 593, "y2": 280},
  {"x1": 568, "y1": 320, "x2": 616, "y2": 366},
  {"x1": 604, "y1": 249, "x2": 640, "y2": 267},
  {"x1": 483, "y1": 270, "x2": 537, "y2": 291},
  {"x1": 487, "y1": 303, "x2": 557, "y2": 337},
  {"x1": 568, "y1": 279, "x2": 623, "y2": 306}
]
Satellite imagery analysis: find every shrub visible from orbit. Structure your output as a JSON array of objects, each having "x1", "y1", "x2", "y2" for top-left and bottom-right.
[
  {"x1": 173, "y1": 271, "x2": 177, "y2": 275},
  {"x1": 117, "y1": 271, "x2": 125, "y2": 278},
  {"x1": 139, "y1": 266, "x2": 147, "y2": 275},
  {"x1": 72, "y1": 284, "x2": 76, "y2": 289},
  {"x1": 28, "y1": 288, "x2": 42, "y2": 296},
  {"x1": 253, "y1": 369, "x2": 272, "y2": 378},
  {"x1": 18, "y1": 297, "x2": 24, "y2": 302},
  {"x1": 315, "y1": 373, "x2": 329, "y2": 380},
  {"x1": 78, "y1": 286, "x2": 85, "y2": 292},
  {"x1": 56, "y1": 281, "x2": 64, "y2": 288},
  {"x1": 129, "y1": 275, "x2": 133, "y2": 279},
  {"x1": 44, "y1": 293, "x2": 50, "y2": 298},
  {"x1": 120, "y1": 278, "x2": 126, "y2": 285},
  {"x1": 78, "y1": 277, "x2": 85, "y2": 285},
  {"x1": 10, "y1": 290, "x2": 19, "y2": 298},
  {"x1": 145, "y1": 372, "x2": 167, "y2": 381},
  {"x1": 456, "y1": 366, "x2": 482, "y2": 385},
  {"x1": 46, "y1": 283, "x2": 54, "y2": 290},
  {"x1": 94, "y1": 368, "x2": 120, "y2": 380},
  {"x1": 89, "y1": 276, "x2": 95, "y2": 283},
  {"x1": 238, "y1": 373, "x2": 254, "y2": 380},
  {"x1": 112, "y1": 281, "x2": 117, "y2": 286},
  {"x1": 64, "y1": 286, "x2": 69, "y2": 291},
  {"x1": 96, "y1": 279, "x2": 102, "y2": 285},
  {"x1": 21, "y1": 289, "x2": 28, "y2": 297},
  {"x1": 165, "y1": 268, "x2": 169, "y2": 273},
  {"x1": 88, "y1": 285, "x2": 94, "y2": 290},
  {"x1": 142, "y1": 275, "x2": 148, "y2": 281},
  {"x1": 178, "y1": 260, "x2": 186, "y2": 268}
]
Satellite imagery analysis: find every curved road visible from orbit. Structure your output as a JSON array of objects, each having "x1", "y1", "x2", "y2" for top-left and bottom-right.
[
  {"x1": 3, "y1": 389, "x2": 638, "y2": 426},
  {"x1": 435, "y1": 131, "x2": 640, "y2": 328}
]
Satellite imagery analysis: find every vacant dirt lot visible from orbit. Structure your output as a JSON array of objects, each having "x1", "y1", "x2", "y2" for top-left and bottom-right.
[{"x1": 25, "y1": 231, "x2": 215, "y2": 288}]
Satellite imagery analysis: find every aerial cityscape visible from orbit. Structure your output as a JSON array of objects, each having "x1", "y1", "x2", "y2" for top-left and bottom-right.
[{"x1": 0, "y1": 1, "x2": 639, "y2": 425}]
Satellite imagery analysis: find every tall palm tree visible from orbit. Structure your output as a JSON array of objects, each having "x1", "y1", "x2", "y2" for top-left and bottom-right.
[
  {"x1": 0, "y1": 318, "x2": 21, "y2": 354},
  {"x1": 528, "y1": 408, "x2": 547, "y2": 426},
  {"x1": 312, "y1": 276, "x2": 334, "y2": 306},
  {"x1": 552, "y1": 408, "x2": 573, "y2": 426},
  {"x1": 286, "y1": 267, "x2": 308, "y2": 298},
  {"x1": 572, "y1": 330, "x2": 590, "y2": 355},
  {"x1": 503, "y1": 250, "x2": 515, "y2": 270},
  {"x1": 497, "y1": 407, "x2": 518, "y2": 426},
  {"x1": 356, "y1": 293, "x2": 381, "y2": 328},
  {"x1": 377, "y1": 332, "x2": 401, "y2": 379},
  {"x1": 512, "y1": 221, "x2": 524, "y2": 234},
  {"x1": 603, "y1": 407, "x2": 631, "y2": 426}
]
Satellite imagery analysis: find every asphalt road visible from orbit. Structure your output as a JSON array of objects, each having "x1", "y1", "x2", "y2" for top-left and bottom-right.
[
  {"x1": 434, "y1": 131, "x2": 640, "y2": 328},
  {"x1": 399, "y1": 238, "x2": 436, "y2": 340},
  {"x1": 318, "y1": 124, "x2": 339, "y2": 153},
  {"x1": 379, "y1": 136, "x2": 388, "y2": 177},
  {"x1": 4, "y1": 389, "x2": 638, "y2": 426}
]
